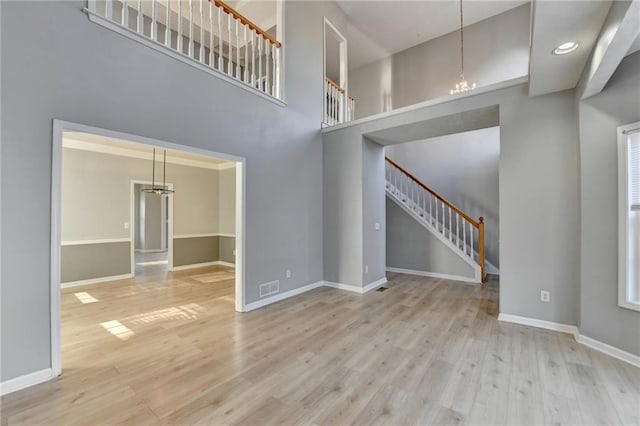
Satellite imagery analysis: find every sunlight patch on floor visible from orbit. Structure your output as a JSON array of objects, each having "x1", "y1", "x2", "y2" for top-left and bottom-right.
[
  {"x1": 101, "y1": 320, "x2": 135, "y2": 340},
  {"x1": 74, "y1": 292, "x2": 99, "y2": 304}
]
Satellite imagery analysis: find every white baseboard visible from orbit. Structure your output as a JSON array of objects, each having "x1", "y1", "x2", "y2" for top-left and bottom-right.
[
  {"x1": 0, "y1": 368, "x2": 53, "y2": 396},
  {"x1": 323, "y1": 281, "x2": 366, "y2": 293},
  {"x1": 576, "y1": 334, "x2": 640, "y2": 368},
  {"x1": 363, "y1": 277, "x2": 388, "y2": 293},
  {"x1": 171, "y1": 261, "x2": 235, "y2": 271},
  {"x1": 135, "y1": 249, "x2": 166, "y2": 253},
  {"x1": 386, "y1": 267, "x2": 480, "y2": 284},
  {"x1": 498, "y1": 313, "x2": 640, "y2": 368},
  {"x1": 245, "y1": 281, "x2": 325, "y2": 311},
  {"x1": 61, "y1": 273, "x2": 133, "y2": 288},
  {"x1": 497, "y1": 313, "x2": 579, "y2": 336}
]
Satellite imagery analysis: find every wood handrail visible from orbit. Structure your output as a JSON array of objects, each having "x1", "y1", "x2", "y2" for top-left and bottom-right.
[
  {"x1": 385, "y1": 157, "x2": 479, "y2": 228},
  {"x1": 325, "y1": 77, "x2": 345, "y2": 93},
  {"x1": 212, "y1": 0, "x2": 281, "y2": 48}
]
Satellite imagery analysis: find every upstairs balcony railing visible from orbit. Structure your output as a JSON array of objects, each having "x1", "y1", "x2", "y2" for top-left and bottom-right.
[
  {"x1": 324, "y1": 77, "x2": 355, "y2": 126},
  {"x1": 89, "y1": 0, "x2": 282, "y2": 100}
]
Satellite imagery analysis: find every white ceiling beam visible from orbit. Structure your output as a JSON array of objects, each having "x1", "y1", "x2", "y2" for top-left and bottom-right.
[{"x1": 578, "y1": 0, "x2": 640, "y2": 100}]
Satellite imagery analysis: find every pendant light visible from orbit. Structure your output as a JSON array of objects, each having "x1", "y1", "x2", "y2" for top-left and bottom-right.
[
  {"x1": 142, "y1": 148, "x2": 175, "y2": 195},
  {"x1": 450, "y1": 0, "x2": 476, "y2": 95}
]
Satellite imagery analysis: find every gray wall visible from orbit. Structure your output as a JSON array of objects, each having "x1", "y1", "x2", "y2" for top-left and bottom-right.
[
  {"x1": 578, "y1": 52, "x2": 640, "y2": 355},
  {"x1": 323, "y1": 83, "x2": 580, "y2": 329},
  {"x1": 362, "y1": 138, "x2": 386, "y2": 285},
  {"x1": 61, "y1": 242, "x2": 131, "y2": 283},
  {"x1": 1, "y1": 0, "x2": 346, "y2": 381},
  {"x1": 62, "y1": 148, "x2": 219, "y2": 241},
  {"x1": 349, "y1": 4, "x2": 530, "y2": 119},
  {"x1": 218, "y1": 166, "x2": 236, "y2": 235},
  {"x1": 173, "y1": 235, "x2": 236, "y2": 267},
  {"x1": 385, "y1": 126, "x2": 500, "y2": 269},
  {"x1": 386, "y1": 199, "x2": 475, "y2": 279}
]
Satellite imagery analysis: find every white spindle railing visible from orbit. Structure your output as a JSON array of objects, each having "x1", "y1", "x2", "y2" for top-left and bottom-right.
[
  {"x1": 89, "y1": 0, "x2": 282, "y2": 100},
  {"x1": 385, "y1": 157, "x2": 486, "y2": 280},
  {"x1": 324, "y1": 77, "x2": 355, "y2": 126}
]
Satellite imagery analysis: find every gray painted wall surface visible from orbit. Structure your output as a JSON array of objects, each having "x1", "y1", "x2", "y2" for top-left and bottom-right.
[
  {"x1": 386, "y1": 199, "x2": 475, "y2": 279},
  {"x1": 219, "y1": 236, "x2": 236, "y2": 264},
  {"x1": 1, "y1": 0, "x2": 345, "y2": 381},
  {"x1": 218, "y1": 167, "x2": 236, "y2": 235},
  {"x1": 385, "y1": 126, "x2": 500, "y2": 269},
  {"x1": 173, "y1": 236, "x2": 219, "y2": 267},
  {"x1": 62, "y1": 148, "x2": 218, "y2": 241},
  {"x1": 61, "y1": 242, "x2": 131, "y2": 283},
  {"x1": 349, "y1": 5, "x2": 530, "y2": 119},
  {"x1": 362, "y1": 138, "x2": 386, "y2": 285},
  {"x1": 323, "y1": 83, "x2": 580, "y2": 330},
  {"x1": 578, "y1": 52, "x2": 640, "y2": 355}
]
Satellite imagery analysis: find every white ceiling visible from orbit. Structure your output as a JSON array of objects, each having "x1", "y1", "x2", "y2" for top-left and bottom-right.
[
  {"x1": 528, "y1": 0, "x2": 612, "y2": 96},
  {"x1": 337, "y1": 0, "x2": 529, "y2": 70}
]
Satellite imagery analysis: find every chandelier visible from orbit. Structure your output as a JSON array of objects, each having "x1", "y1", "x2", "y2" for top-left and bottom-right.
[{"x1": 450, "y1": 0, "x2": 476, "y2": 95}]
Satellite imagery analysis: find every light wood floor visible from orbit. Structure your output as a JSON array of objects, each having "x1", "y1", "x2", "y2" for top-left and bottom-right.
[{"x1": 2, "y1": 270, "x2": 639, "y2": 425}]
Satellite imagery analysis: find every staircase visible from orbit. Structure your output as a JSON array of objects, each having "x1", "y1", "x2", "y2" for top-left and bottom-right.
[{"x1": 385, "y1": 157, "x2": 486, "y2": 283}]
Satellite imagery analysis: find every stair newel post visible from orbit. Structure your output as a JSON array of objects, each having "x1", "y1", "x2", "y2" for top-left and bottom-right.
[{"x1": 478, "y1": 217, "x2": 486, "y2": 283}]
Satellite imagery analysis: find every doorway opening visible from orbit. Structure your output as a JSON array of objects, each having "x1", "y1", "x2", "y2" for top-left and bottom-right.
[{"x1": 51, "y1": 120, "x2": 246, "y2": 378}]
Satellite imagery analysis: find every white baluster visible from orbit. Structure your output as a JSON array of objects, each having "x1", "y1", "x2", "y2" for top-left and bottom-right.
[
  {"x1": 188, "y1": 0, "x2": 194, "y2": 57},
  {"x1": 209, "y1": 1, "x2": 214, "y2": 66},
  {"x1": 456, "y1": 213, "x2": 460, "y2": 248},
  {"x1": 243, "y1": 25, "x2": 248, "y2": 83},
  {"x1": 470, "y1": 223, "x2": 474, "y2": 260},
  {"x1": 258, "y1": 36, "x2": 263, "y2": 89},
  {"x1": 271, "y1": 41, "x2": 276, "y2": 95},
  {"x1": 106, "y1": 0, "x2": 113, "y2": 20},
  {"x1": 435, "y1": 199, "x2": 439, "y2": 228},
  {"x1": 122, "y1": 0, "x2": 127, "y2": 26},
  {"x1": 275, "y1": 46, "x2": 280, "y2": 98},
  {"x1": 265, "y1": 42, "x2": 270, "y2": 89},
  {"x1": 462, "y1": 221, "x2": 466, "y2": 254},
  {"x1": 165, "y1": 0, "x2": 170, "y2": 46},
  {"x1": 226, "y1": 13, "x2": 232, "y2": 75},
  {"x1": 150, "y1": 0, "x2": 157, "y2": 40},
  {"x1": 448, "y1": 207, "x2": 452, "y2": 241},
  {"x1": 429, "y1": 194, "x2": 433, "y2": 224},
  {"x1": 217, "y1": 5, "x2": 223, "y2": 70},
  {"x1": 138, "y1": 0, "x2": 143, "y2": 34},
  {"x1": 199, "y1": 0, "x2": 205, "y2": 62},
  {"x1": 251, "y1": 31, "x2": 256, "y2": 85},
  {"x1": 441, "y1": 203, "x2": 445, "y2": 234},
  {"x1": 235, "y1": 18, "x2": 241, "y2": 78}
]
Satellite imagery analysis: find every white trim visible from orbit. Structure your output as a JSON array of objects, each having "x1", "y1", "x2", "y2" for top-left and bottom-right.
[
  {"x1": 172, "y1": 261, "x2": 235, "y2": 271},
  {"x1": 386, "y1": 267, "x2": 479, "y2": 284},
  {"x1": 498, "y1": 313, "x2": 579, "y2": 337},
  {"x1": 173, "y1": 233, "x2": 236, "y2": 239},
  {"x1": 84, "y1": 10, "x2": 286, "y2": 108},
  {"x1": 323, "y1": 281, "x2": 366, "y2": 294},
  {"x1": 61, "y1": 273, "x2": 134, "y2": 289},
  {"x1": 363, "y1": 277, "x2": 388, "y2": 293},
  {"x1": 386, "y1": 190, "x2": 482, "y2": 282},
  {"x1": 245, "y1": 281, "x2": 325, "y2": 311},
  {"x1": 618, "y1": 122, "x2": 640, "y2": 312},
  {"x1": 576, "y1": 334, "x2": 640, "y2": 368},
  {"x1": 0, "y1": 369, "x2": 54, "y2": 396},
  {"x1": 51, "y1": 120, "x2": 246, "y2": 380},
  {"x1": 321, "y1": 76, "x2": 529, "y2": 134},
  {"x1": 498, "y1": 313, "x2": 640, "y2": 368},
  {"x1": 64, "y1": 138, "x2": 236, "y2": 171},
  {"x1": 61, "y1": 238, "x2": 130, "y2": 246},
  {"x1": 135, "y1": 249, "x2": 166, "y2": 253}
]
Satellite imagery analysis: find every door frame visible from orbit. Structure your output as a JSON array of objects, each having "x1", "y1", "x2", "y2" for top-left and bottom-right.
[
  {"x1": 51, "y1": 119, "x2": 246, "y2": 378},
  {"x1": 130, "y1": 180, "x2": 174, "y2": 274}
]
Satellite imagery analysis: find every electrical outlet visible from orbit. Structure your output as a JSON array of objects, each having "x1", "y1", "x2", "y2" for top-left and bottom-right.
[
  {"x1": 365, "y1": 265, "x2": 369, "y2": 274},
  {"x1": 123, "y1": 222, "x2": 129, "y2": 229},
  {"x1": 540, "y1": 290, "x2": 550, "y2": 303},
  {"x1": 232, "y1": 249, "x2": 236, "y2": 256},
  {"x1": 286, "y1": 269, "x2": 291, "y2": 278},
  {"x1": 375, "y1": 223, "x2": 380, "y2": 231}
]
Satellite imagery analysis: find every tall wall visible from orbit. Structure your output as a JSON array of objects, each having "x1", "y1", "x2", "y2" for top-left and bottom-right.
[
  {"x1": 385, "y1": 127, "x2": 500, "y2": 269},
  {"x1": 323, "y1": 83, "x2": 580, "y2": 329},
  {"x1": 578, "y1": 51, "x2": 640, "y2": 355},
  {"x1": 349, "y1": 4, "x2": 530, "y2": 119},
  {"x1": 0, "y1": 0, "x2": 347, "y2": 381}
]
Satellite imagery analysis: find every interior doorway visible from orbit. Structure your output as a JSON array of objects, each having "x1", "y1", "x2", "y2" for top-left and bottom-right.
[
  {"x1": 51, "y1": 120, "x2": 246, "y2": 379},
  {"x1": 132, "y1": 181, "x2": 174, "y2": 277}
]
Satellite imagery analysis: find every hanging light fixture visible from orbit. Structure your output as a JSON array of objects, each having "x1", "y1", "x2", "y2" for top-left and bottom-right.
[
  {"x1": 450, "y1": 0, "x2": 476, "y2": 95},
  {"x1": 142, "y1": 148, "x2": 175, "y2": 195}
]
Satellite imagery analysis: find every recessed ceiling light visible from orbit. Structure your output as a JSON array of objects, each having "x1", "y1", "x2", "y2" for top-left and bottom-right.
[{"x1": 553, "y1": 42, "x2": 579, "y2": 55}]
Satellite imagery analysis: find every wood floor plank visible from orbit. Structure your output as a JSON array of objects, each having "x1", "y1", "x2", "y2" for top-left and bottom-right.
[{"x1": 2, "y1": 267, "x2": 638, "y2": 425}]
